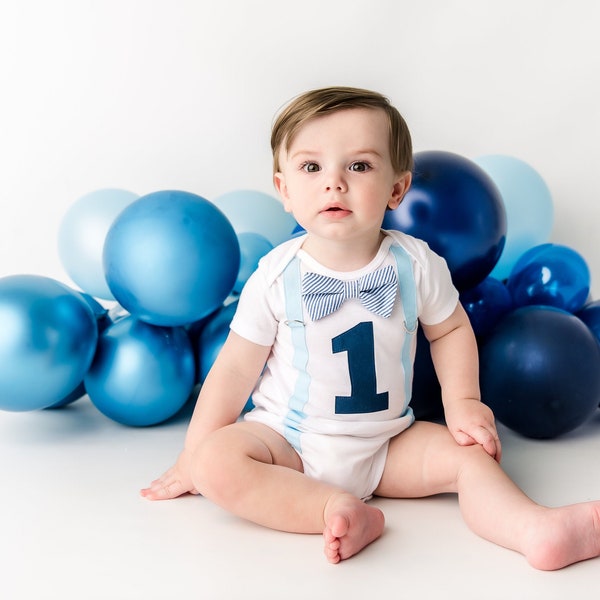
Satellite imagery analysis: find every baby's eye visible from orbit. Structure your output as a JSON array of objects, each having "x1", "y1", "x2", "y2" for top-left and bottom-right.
[
  {"x1": 349, "y1": 161, "x2": 372, "y2": 172},
  {"x1": 301, "y1": 162, "x2": 321, "y2": 173}
]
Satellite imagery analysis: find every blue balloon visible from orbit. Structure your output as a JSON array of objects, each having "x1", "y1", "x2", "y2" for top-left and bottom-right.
[
  {"x1": 383, "y1": 151, "x2": 506, "y2": 291},
  {"x1": 103, "y1": 190, "x2": 240, "y2": 327},
  {"x1": 0, "y1": 275, "x2": 98, "y2": 411},
  {"x1": 196, "y1": 301, "x2": 239, "y2": 382},
  {"x1": 213, "y1": 189, "x2": 298, "y2": 247},
  {"x1": 460, "y1": 277, "x2": 513, "y2": 338},
  {"x1": 507, "y1": 243, "x2": 590, "y2": 313},
  {"x1": 46, "y1": 292, "x2": 111, "y2": 409},
  {"x1": 480, "y1": 306, "x2": 600, "y2": 438},
  {"x1": 46, "y1": 382, "x2": 87, "y2": 409},
  {"x1": 195, "y1": 300, "x2": 253, "y2": 412},
  {"x1": 58, "y1": 188, "x2": 139, "y2": 300},
  {"x1": 409, "y1": 327, "x2": 443, "y2": 422},
  {"x1": 234, "y1": 232, "x2": 273, "y2": 293},
  {"x1": 84, "y1": 316, "x2": 195, "y2": 426},
  {"x1": 474, "y1": 155, "x2": 554, "y2": 281},
  {"x1": 577, "y1": 300, "x2": 600, "y2": 345}
]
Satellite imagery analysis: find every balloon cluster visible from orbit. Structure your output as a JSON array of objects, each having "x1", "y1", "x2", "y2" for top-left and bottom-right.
[
  {"x1": 0, "y1": 188, "x2": 296, "y2": 426},
  {"x1": 1, "y1": 152, "x2": 599, "y2": 439},
  {"x1": 394, "y1": 152, "x2": 600, "y2": 439}
]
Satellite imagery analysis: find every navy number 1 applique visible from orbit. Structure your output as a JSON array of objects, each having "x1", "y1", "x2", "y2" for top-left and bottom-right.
[{"x1": 332, "y1": 322, "x2": 389, "y2": 414}]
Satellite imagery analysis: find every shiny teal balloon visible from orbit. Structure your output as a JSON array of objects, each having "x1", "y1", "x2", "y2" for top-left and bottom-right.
[
  {"x1": 507, "y1": 243, "x2": 590, "y2": 313},
  {"x1": 213, "y1": 189, "x2": 297, "y2": 247},
  {"x1": 103, "y1": 190, "x2": 240, "y2": 327},
  {"x1": 84, "y1": 316, "x2": 195, "y2": 426},
  {"x1": 0, "y1": 275, "x2": 98, "y2": 411},
  {"x1": 474, "y1": 155, "x2": 553, "y2": 281},
  {"x1": 58, "y1": 188, "x2": 139, "y2": 300}
]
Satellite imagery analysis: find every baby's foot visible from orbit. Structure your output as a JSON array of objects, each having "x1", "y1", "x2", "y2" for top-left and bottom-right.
[
  {"x1": 525, "y1": 501, "x2": 600, "y2": 570},
  {"x1": 322, "y1": 493, "x2": 385, "y2": 564}
]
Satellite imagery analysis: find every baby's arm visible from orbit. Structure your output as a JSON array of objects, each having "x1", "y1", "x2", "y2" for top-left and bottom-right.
[
  {"x1": 420, "y1": 303, "x2": 501, "y2": 462},
  {"x1": 140, "y1": 331, "x2": 271, "y2": 500}
]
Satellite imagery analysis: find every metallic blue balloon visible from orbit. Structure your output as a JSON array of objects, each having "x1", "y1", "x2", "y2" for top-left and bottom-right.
[
  {"x1": 577, "y1": 300, "x2": 600, "y2": 345},
  {"x1": 234, "y1": 232, "x2": 273, "y2": 293},
  {"x1": 480, "y1": 306, "x2": 600, "y2": 438},
  {"x1": 84, "y1": 316, "x2": 195, "y2": 426},
  {"x1": 195, "y1": 300, "x2": 252, "y2": 412},
  {"x1": 383, "y1": 151, "x2": 506, "y2": 291},
  {"x1": 45, "y1": 292, "x2": 111, "y2": 409},
  {"x1": 460, "y1": 277, "x2": 513, "y2": 338},
  {"x1": 507, "y1": 243, "x2": 590, "y2": 313},
  {"x1": 103, "y1": 190, "x2": 240, "y2": 326},
  {"x1": 0, "y1": 275, "x2": 98, "y2": 411},
  {"x1": 197, "y1": 301, "x2": 239, "y2": 382}
]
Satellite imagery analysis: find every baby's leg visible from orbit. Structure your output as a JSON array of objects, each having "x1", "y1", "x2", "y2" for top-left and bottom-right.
[
  {"x1": 375, "y1": 421, "x2": 600, "y2": 570},
  {"x1": 192, "y1": 421, "x2": 384, "y2": 562}
]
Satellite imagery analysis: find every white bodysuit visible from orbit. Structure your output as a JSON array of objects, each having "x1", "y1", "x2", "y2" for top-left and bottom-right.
[{"x1": 231, "y1": 230, "x2": 459, "y2": 499}]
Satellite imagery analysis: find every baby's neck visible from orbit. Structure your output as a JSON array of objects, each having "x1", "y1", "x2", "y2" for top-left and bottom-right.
[{"x1": 301, "y1": 232, "x2": 385, "y2": 272}]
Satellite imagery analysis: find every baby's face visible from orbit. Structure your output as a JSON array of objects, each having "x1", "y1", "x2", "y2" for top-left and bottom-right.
[{"x1": 273, "y1": 108, "x2": 410, "y2": 246}]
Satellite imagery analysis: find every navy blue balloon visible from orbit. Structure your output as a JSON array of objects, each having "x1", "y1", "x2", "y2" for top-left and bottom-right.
[
  {"x1": 507, "y1": 243, "x2": 590, "y2": 313},
  {"x1": 0, "y1": 275, "x2": 98, "y2": 411},
  {"x1": 409, "y1": 327, "x2": 444, "y2": 421},
  {"x1": 103, "y1": 190, "x2": 240, "y2": 327},
  {"x1": 85, "y1": 316, "x2": 195, "y2": 426},
  {"x1": 383, "y1": 151, "x2": 506, "y2": 291},
  {"x1": 480, "y1": 306, "x2": 600, "y2": 439},
  {"x1": 577, "y1": 300, "x2": 600, "y2": 345},
  {"x1": 460, "y1": 277, "x2": 513, "y2": 338}
]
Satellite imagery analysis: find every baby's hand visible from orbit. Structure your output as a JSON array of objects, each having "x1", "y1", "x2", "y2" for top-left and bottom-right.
[
  {"x1": 444, "y1": 399, "x2": 502, "y2": 462},
  {"x1": 140, "y1": 449, "x2": 199, "y2": 500}
]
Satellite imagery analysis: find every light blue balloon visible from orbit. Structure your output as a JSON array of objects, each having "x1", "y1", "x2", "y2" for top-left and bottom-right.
[
  {"x1": 213, "y1": 189, "x2": 298, "y2": 247},
  {"x1": 234, "y1": 232, "x2": 273, "y2": 293},
  {"x1": 84, "y1": 316, "x2": 195, "y2": 426},
  {"x1": 58, "y1": 188, "x2": 139, "y2": 300},
  {"x1": 103, "y1": 190, "x2": 240, "y2": 327},
  {"x1": 0, "y1": 275, "x2": 98, "y2": 411},
  {"x1": 474, "y1": 155, "x2": 553, "y2": 281}
]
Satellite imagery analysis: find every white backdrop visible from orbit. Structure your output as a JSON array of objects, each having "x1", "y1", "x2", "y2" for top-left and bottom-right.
[{"x1": 1, "y1": 0, "x2": 599, "y2": 295}]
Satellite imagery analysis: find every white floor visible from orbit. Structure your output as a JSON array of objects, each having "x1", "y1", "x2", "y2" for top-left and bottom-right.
[{"x1": 1, "y1": 397, "x2": 600, "y2": 600}]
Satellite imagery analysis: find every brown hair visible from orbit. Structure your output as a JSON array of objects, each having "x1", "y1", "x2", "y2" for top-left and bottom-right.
[{"x1": 270, "y1": 86, "x2": 413, "y2": 175}]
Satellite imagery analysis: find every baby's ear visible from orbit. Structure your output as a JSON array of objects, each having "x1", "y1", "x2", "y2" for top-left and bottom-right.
[
  {"x1": 388, "y1": 171, "x2": 412, "y2": 210},
  {"x1": 273, "y1": 173, "x2": 292, "y2": 212}
]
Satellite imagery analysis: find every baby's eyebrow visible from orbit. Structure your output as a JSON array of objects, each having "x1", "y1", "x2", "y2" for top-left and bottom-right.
[
  {"x1": 351, "y1": 148, "x2": 383, "y2": 158},
  {"x1": 289, "y1": 149, "x2": 318, "y2": 161}
]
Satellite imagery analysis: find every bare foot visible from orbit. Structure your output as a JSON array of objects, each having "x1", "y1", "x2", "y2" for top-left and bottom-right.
[
  {"x1": 322, "y1": 492, "x2": 385, "y2": 563},
  {"x1": 524, "y1": 502, "x2": 600, "y2": 570}
]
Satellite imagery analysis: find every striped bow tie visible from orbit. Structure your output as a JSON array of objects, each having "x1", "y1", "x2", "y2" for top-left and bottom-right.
[{"x1": 301, "y1": 264, "x2": 398, "y2": 321}]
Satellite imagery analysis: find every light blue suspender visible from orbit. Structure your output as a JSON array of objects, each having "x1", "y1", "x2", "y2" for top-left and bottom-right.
[
  {"x1": 281, "y1": 257, "x2": 310, "y2": 451},
  {"x1": 281, "y1": 243, "x2": 418, "y2": 453}
]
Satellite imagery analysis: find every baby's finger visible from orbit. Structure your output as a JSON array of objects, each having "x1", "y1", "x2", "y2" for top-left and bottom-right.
[{"x1": 473, "y1": 425, "x2": 502, "y2": 462}]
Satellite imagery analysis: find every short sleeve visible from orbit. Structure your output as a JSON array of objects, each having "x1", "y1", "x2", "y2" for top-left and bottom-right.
[
  {"x1": 230, "y1": 267, "x2": 278, "y2": 347},
  {"x1": 417, "y1": 247, "x2": 459, "y2": 326}
]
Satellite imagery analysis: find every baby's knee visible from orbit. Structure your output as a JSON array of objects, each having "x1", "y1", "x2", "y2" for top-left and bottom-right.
[{"x1": 190, "y1": 429, "x2": 237, "y2": 498}]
